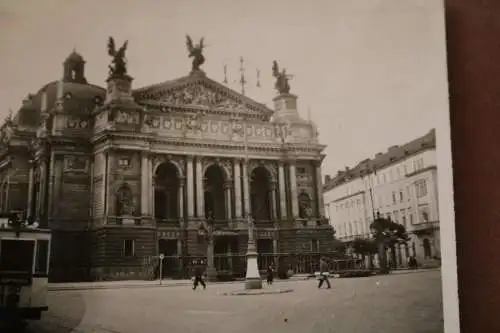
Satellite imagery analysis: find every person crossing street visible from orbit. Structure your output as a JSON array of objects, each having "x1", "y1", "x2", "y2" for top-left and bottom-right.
[{"x1": 318, "y1": 257, "x2": 331, "y2": 289}]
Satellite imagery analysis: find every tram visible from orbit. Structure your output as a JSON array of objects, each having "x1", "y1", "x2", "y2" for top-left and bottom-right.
[{"x1": 0, "y1": 213, "x2": 51, "y2": 323}]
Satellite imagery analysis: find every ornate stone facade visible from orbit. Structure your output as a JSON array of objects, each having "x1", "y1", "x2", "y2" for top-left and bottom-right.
[{"x1": 0, "y1": 49, "x2": 333, "y2": 282}]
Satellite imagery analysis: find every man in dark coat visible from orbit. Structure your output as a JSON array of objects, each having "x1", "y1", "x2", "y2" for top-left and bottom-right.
[
  {"x1": 318, "y1": 257, "x2": 331, "y2": 289},
  {"x1": 192, "y1": 264, "x2": 206, "y2": 290}
]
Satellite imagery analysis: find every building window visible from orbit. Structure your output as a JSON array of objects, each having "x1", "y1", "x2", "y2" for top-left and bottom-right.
[
  {"x1": 392, "y1": 192, "x2": 396, "y2": 204},
  {"x1": 311, "y1": 239, "x2": 319, "y2": 252},
  {"x1": 415, "y1": 180, "x2": 428, "y2": 198},
  {"x1": 399, "y1": 191, "x2": 404, "y2": 202},
  {"x1": 402, "y1": 214, "x2": 407, "y2": 227},
  {"x1": 409, "y1": 212, "x2": 414, "y2": 224},
  {"x1": 118, "y1": 158, "x2": 131, "y2": 168},
  {"x1": 403, "y1": 165, "x2": 407, "y2": 175},
  {"x1": 422, "y1": 211, "x2": 429, "y2": 222},
  {"x1": 123, "y1": 239, "x2": 135, "y2": 257}
]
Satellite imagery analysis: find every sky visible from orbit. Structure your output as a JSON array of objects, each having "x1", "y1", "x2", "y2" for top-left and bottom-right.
[{"x1": 0, "y1": 0, "x2": 449, "y2": 177}]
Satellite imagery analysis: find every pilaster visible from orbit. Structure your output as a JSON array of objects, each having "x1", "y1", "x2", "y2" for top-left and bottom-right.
[
  {"x1": 288, "y1": 160, "x2": 299, "y2": 218},
  {"x1": 186, "y1": 156, "x2": 195, "y2": 218},
  {"x1": 233, "y1": 159, "x2": 243, "y2": 219},
  {"x1": 278, "y1": 162, "x2": 287, "y2": 220}
]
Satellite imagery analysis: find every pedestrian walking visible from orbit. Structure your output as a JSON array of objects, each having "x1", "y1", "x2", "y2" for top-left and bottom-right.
[
  {"x1": 266, "y1": 264, "x2": 275, "y2": 285},
  {"x1": 317, "y1": 257, "x2": 331, "y2": 289},
  {"x1": 192, "y1": 264, "x2": 206, "y2": 290}
]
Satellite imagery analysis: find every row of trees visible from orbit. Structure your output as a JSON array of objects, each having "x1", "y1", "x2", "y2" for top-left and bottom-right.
[{"x1": 338, "y1": 212, "x2": 410, "y2": 274}]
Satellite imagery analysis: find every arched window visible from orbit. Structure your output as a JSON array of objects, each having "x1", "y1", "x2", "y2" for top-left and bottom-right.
[
  {"x1": 298, "y1": 192, "x2": 312, "y2": 218},
  {"x1": 116, "y1": 185, "x2": 134, "y2": 216}
]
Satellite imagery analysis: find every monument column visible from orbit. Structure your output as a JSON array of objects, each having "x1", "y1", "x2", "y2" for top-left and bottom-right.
[
  {"x1": 233, "y1": 159, "x2": 242, "y2": 219},
  {"x1": 278, "y1": 162, "x2": 287, "y2": 220},
  {"x1": 140, "y1": 152, "x2": 149, "y2": 215},
  {"x1": 195, "y1": 157, "x2": 204, "y2": 218},
  {"x1": 314, "y1": 160, "x2": 325, "y2": 217},
  {"x1": 224, "y1": 181, "x2": 232, "y2": 220},
  {"x1": 26, "y1": 163, "x2": 35, "y2": 217},
  {"x1": 178, "y1": 177, "x2": 185, "y2": 224},
  {"x1": 148, "y1": 157, "x2": 154, "y2": 216},
  {"x1": 242, "y1": 161, "x2": 250, "y2": 218},
  {"x1": 270, "y1": 180, "x2": 278, "y2": 221},
  {"x1": 289, "y1": 160, "x2": 299, "y2": 218},
  {"x1": 186, "y1": 156, "x2": 195, "y2": 218}
]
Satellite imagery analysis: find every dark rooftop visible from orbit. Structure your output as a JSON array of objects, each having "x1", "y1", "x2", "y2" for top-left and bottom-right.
[{"x1": 323, "y1": 129, "x2": 436, "y2": 192}]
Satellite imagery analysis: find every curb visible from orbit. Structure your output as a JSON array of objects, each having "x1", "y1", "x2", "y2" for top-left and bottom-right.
[
  {"x1": 48, "y1": 276, "x2": 310, "y2": 292},
  {"x1": 222, "y1": 288, "x2": 294, "y2": 296}
]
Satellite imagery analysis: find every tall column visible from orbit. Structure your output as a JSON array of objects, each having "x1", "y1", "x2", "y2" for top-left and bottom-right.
[
  {"x1": 26, "y1": 164, "x2": 35, "y2": 217},
  {"x1": 178, "y1": 178, "x2": 185, "y2": 220},
  {"x1": 314, "y1": 160, "x2": 325, "y2": 217},
  {"x1": 140, "y1": 152, "x2": 149, "y2": 215},
  {"x1": 242, "y1": 161, "x2": 250, "y2": 218},
  {"x1": 289, "y1": 161, "x2": 299, "y2": 218},
  {"x1": 225, "y1": 181, "x2": 232, "y2": 220},
  {"x1": 186, "y1": 156, "x2": 195, "y2": 218},
  {"x1": 233, "y1": 159, "x2": 242, "y2": 219},
  {"x1": 278, "y1": 162, "x2": 287, "y2": 220},
  {"x1": 148, "y1": 157, "x2": 154, "y2": 217},
  {"x1": 270, "y1": 180, "x2": 278, "y2": 221},
  {"x1": 195, "y1": 157, "x2": 204, "y2": 218}
]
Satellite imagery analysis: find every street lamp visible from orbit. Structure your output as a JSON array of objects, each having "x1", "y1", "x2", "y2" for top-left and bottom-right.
[{"x1": 233, "y1": 117, "x2": 262, "y2": 290}]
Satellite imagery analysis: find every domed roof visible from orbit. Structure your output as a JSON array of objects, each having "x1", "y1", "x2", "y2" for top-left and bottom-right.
[
  {"x1": 65, "y1": 49, "x2": 85, "y2": 63},
  {"x1": 14, "y1": 80, "x2": 106, "y2": 127}
]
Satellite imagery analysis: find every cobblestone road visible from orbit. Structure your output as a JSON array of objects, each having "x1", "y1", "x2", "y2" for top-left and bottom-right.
[{"x1": 29, "y1": 270, "x2": 443, "y2": 333}]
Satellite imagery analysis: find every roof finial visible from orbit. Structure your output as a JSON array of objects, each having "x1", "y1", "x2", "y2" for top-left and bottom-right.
[
  {"x1": 223, "y1": 64, "x2": 228, "y2": 84},
  {"x1": 256, "y1": 69, "x2": 261, "y2": 88},
  {"x1": 239, "y1": 56, "x2": 247, "y2": 95}
]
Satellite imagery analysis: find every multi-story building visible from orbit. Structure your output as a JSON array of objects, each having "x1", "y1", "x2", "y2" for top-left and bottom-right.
[
  {"x1": 0, "y1": 42, "x2": 334, "y2": 282},
  {"x1": 323, "y1": 129, "x2": 440, "y2": 265}
]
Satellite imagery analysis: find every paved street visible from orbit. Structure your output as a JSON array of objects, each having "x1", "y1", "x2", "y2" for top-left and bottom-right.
[{"x1": 30, "y1": 270, "x2": 443, "y2": 333}]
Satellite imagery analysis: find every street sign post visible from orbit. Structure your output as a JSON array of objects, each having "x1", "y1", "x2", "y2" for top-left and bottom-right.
[{"x1": 159, "y1": 254, "x2": 164, "y2": 285}]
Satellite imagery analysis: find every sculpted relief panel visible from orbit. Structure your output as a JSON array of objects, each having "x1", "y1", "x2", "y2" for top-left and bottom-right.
[
  {"x1": 144, "y1": 114, "x2": 289, "y2": 144},
  {"x1": 158, "y1": 84, "x2": 245, "y2": 111}
]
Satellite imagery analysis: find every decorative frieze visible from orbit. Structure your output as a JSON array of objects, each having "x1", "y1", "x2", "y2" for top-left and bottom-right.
[
  {"x1": 64, "y1": 156, "x2": 89, "y2": 173},
  {"x1": 66, "y1": 116, "x2": 90, "y2": 129}
]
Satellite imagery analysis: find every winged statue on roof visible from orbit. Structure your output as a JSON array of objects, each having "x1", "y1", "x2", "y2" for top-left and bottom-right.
[
  {"x1": 272, "y1": 60, "x2": 293, "y2": 94},
  {"x1": 107, "y1": 37, "x2": 129, "y2": 78},
  {"x1": 186, "y1": 35, "x2": 206, "y2": 72}
]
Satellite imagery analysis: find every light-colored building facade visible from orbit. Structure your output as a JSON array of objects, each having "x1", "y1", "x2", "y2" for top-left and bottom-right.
[
  {"x1": 0, "y1": 44, "x2": 334, "y2": 282},
  {"x1": 323, "y1": 129, "x2": 440, "y2": 265}
]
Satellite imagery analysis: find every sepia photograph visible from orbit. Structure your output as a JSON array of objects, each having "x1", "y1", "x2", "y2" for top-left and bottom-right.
[{"x1": 0, "y1": 0, "x2": 458, "y2": 332}]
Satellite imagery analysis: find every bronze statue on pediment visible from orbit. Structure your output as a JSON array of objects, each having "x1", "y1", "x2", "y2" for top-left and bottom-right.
[
  {"x1": 272, "y1": 60, "x2": 293, "y2": 94},
  {"x1": 186, "y1": 35, "x2": 206, "y2": 72},
  {"x1": 107, "y1": 37, "x2": 129, "y2": 78}
]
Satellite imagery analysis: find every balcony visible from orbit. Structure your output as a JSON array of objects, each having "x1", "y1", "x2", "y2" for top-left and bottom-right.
[
  {"x1": 155, "y1": 218, "x2": 182, "y2": 228},
  {"x1": 410, "y1": 221, "x2": 439, "y2": 234},
  {"x1": 294, "y1": 218, "x2": 330, "y2": 229}
]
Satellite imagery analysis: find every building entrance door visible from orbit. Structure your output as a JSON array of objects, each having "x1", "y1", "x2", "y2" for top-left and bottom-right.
[{"x1": 158, "y1": 239, "x2": 178, "y2": 277}]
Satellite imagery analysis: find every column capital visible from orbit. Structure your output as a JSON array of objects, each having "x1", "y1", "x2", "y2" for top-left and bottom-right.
[
  {"x1": 186, "y1": 155, "x2": 195, "y2": 162},
  {"x1": 269, "y1": 180, "x2": 277, "y2": 191},
  {"x1": 287, "y1": 159, "x2": 297, "y2": 166},
  {"x1": 224, "y1": 181, "x2": 233, "y2": 189},
  {"x1": 179, "y1": 177, "x2": 186, "y2": 186},
  {"x1": 312, "y1": 159, "x2": 322, "y2": 167}
]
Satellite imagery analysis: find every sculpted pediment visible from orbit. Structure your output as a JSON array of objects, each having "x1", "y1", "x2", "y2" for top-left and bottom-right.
[{"x1": 135, "y1": 76, "x2": 272, "y2": 115}]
